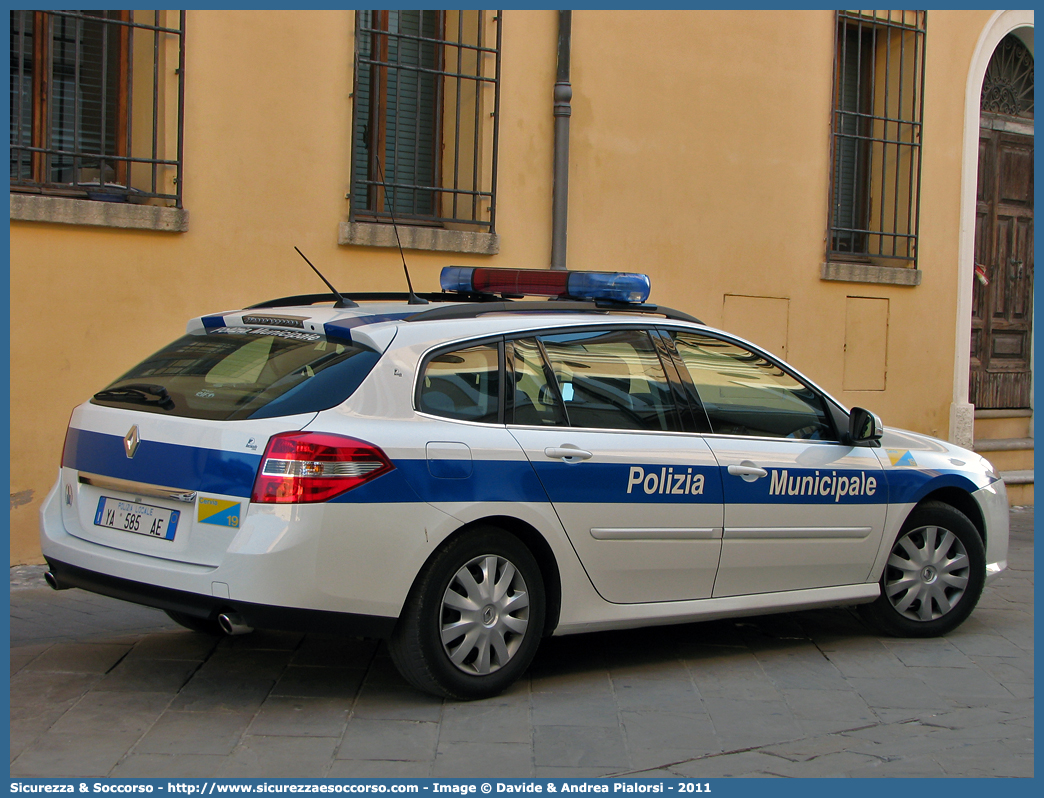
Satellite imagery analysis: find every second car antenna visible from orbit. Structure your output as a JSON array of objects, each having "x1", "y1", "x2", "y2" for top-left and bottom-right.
[
  {"x1": 294, "y1": 247, "x2": 358, "y2": 308},
  {"x1": 375, "y1": 157, "x2": 428, "y2": 305}
]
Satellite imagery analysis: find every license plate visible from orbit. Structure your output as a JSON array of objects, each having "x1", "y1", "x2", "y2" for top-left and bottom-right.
[{"x1": 94, "y1": 497, "x2": 179, "y2": 541}]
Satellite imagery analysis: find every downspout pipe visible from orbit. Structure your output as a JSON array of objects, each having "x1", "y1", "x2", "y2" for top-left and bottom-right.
[{"x1": 551, "y1": 10, "x2": 572, "y2": 270}]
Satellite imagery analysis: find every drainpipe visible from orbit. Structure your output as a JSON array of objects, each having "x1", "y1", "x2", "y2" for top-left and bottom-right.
[{"x1": 550, "y1": 10, "x2": 572, "y2": 271}]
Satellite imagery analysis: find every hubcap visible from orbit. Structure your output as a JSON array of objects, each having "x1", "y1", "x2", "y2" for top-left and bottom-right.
[
  {"x1": 884, "y1": 525, "x2": 970, "y2": 622},
  {"x1": 440, "y1": 554, "x2": 530, "y2": 675}
]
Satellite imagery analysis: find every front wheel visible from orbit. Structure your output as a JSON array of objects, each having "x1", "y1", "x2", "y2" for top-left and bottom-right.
[
  {"x1": 389, "y1": 527, "x2": 545, "y2": 700},
  {"x1": 859, "y1": 501, "x2": 985, "y2": 637}
]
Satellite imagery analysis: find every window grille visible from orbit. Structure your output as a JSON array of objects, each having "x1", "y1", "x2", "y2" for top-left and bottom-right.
[
  {"x1": 9, "y1": 10, "x2": 186, "y2": 207},
  {"x1": 350, "y1": 10, "x2": 502, "y2": 231},
  {"x1": 981, "y1": 34, "x2": 1033, "y2": 119},
  {"x1": 828, "y1": 10, "x2": 926, "y2": 265}
]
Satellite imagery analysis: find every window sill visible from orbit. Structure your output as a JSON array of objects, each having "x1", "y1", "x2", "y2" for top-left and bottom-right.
[
  {"x1": 10, "y1": 194, "x2": 188, "y2": 232},
  {"x1": 820, "y1": 261, "x2": 921, "y2": 286},
  {"x1": 339, "y1": 221, "x2": 499, "y2": 255}
]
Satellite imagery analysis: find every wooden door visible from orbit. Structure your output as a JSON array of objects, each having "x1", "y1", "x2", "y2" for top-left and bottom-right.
[{"x1": 970, "y1": 129, "x2": 1034, "y2": 409}]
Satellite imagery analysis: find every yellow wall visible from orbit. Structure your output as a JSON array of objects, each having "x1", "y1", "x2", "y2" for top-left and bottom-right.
[{"x1": 9, "y1": 10, "x2": 1001, "y2": 563}]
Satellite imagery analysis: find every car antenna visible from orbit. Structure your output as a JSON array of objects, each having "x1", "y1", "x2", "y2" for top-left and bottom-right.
[
  {"x1": 294, "y1": 246, "x2": 358, "y2": 308},
  {"x1": 375, "y1": 157, "x2": 428, "y2": 305}
]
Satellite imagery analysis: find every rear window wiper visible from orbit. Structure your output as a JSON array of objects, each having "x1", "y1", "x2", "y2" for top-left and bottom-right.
[{"x1": 94, "y1": 383, "x2": 175, "y2": 410}]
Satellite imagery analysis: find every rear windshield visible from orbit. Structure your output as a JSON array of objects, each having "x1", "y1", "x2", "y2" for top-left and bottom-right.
[{"x1": 91, "y1": 327, "x2": 381, "y2": 420}]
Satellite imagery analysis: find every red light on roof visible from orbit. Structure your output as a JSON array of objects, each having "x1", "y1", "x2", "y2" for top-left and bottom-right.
[{"x1": 470, "y1": 268, "x2": 569, "y2": 297}]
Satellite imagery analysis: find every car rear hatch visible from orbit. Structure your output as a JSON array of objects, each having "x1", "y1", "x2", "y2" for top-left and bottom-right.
[{"x1": 59, "y1": 311, "x2": 389, "y2": 566}]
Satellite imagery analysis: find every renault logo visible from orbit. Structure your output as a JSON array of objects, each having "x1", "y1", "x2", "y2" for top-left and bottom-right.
[{"x1": 124, "y1": 425, "x2": 141, "y2": 459}]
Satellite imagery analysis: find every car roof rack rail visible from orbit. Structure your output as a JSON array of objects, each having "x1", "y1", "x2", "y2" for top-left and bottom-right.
[
  {"x1": 246, "y1": 292, "x2": 703, "y2": 325},
  {"x1": 247, "y1": 291, "x2": 507, "y2": 309},
  {"x1": 405, "y1": 300, "x2": 703, "y2": 325}
]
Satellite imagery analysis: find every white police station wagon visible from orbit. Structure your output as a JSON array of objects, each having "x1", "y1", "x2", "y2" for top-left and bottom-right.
[{"x1": 41, "y1": 267, "x2": 1009, "y2": 699}]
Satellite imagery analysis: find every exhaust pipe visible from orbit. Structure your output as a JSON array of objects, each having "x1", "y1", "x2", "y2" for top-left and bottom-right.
[
  {"x1": 43, "y1": 571, "x2": 67, "y2": 590},
  {"x1": 217, "y1": 612, "x2": 253, "y2": 636}
]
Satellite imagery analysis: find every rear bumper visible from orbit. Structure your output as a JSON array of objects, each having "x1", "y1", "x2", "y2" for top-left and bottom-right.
[
  {"x1": 44, "y1": 557, "x2": 397, "y2": 638},
  {"x1": 39, "y1": 471, "x2": 444, "y2": 634}
]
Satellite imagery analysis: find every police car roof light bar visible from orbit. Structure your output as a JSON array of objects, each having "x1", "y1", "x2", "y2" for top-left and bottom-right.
[{"x1": 441, "y1": 267, "x2": 651, "y2": 304}]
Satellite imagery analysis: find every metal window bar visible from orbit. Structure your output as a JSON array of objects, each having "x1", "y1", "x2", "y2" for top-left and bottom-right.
[
  {"x1": 9, "y1": 9, "x2": 186, "y2": 208},
  {"x1": 981, "y1": 35, "x2": 1034, "y2": 118},
  {"x1": 350, "y1": 10, "x2": 502, "y2": 230},
  {"x1": 828, "y1": 10, "x2": 926, "y2": 264}
]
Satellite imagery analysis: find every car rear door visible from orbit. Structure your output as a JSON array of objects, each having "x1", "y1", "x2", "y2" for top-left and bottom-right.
[
  {"x1": 664, "y1": 329, "x2": 887, "y2": 598},
  {"x1": 506, "y1": 328, "x2": 724, "y2": 604}
]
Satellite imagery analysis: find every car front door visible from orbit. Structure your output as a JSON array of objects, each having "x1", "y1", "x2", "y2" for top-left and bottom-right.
[
  {"x1": 665, "y1": 330, "x2": 887, "y2": 598},
  {"x1": 506, "y1": 328, "x2": 724, "y2": 604}
]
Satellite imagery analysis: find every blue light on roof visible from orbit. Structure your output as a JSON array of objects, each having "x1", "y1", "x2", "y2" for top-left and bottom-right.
[
  {"x1": 440, "y1": 266, "x2": 473, "y2": 294},
  {"x1": 566, "y1": 271, "x2": 651, "y2": 304}
]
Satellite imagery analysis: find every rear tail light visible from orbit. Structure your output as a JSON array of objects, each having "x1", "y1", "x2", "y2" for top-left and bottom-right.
[{"x1": 251, "y1": 432, "x2": 394, "y2": 504}]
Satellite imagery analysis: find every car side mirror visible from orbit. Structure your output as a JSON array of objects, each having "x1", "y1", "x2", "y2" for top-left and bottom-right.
[{"x1": 849, "y1": 407, "x2": 884, "y2": 443}]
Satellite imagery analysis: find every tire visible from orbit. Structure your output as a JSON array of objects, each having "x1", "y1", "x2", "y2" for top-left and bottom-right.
[
  {"x1": 389, "y1": 527, "x2": 546, "y2": 700},
  {"x1": 165, "y1": 609, "x2": 223, "y2": 635},
  {"x1": 859, "y1": 501, "x2": 986, "y2": 637}
]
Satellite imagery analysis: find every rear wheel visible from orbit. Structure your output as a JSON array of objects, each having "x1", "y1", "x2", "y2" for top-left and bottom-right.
[
  {"x1": 859, "y1": 502, "x2": 985, "y2": 637},
  {"x1": 164, "y1": 609, "x2": 222, "y2": 635},
  {"x1": 389, "y1": 527, "x2": 545, "y2": 700}
]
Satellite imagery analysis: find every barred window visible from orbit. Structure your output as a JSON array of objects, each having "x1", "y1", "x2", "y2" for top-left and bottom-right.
[
  {"x1": 828, "y1": 11, "x2": 926, "y2": 266},
  {"x1": 350, "y1": 10, "x2": 502, "y2": 231},
  {"x1": 9, "y1": 10, "x2": 185, "y2": 207}
]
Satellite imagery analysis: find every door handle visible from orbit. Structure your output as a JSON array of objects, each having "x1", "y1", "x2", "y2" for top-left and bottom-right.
[
  {"x1": 544, "y1": 446, "x2": 593, "y2": 462},
  {"x1": 728, "y1": 462, "x2": 768, "y2": 482}
]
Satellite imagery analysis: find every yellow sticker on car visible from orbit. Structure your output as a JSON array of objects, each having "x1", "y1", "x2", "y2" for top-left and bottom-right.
[
  {"x1": 887, "y1": 449, "x2": 917, "y2": 467},
  {"x1": 197, "y1": 497, "x2": 241, "y2": 527}
]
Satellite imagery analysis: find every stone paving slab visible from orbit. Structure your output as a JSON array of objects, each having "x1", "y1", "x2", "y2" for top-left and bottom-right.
[{"x1": 8, "y1": 508, "x2": 1034, "y2": 778}]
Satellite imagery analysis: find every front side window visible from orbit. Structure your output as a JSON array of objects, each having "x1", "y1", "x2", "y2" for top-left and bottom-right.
[
  {"x1": 418, "y1": 342, "x2": 500, "y2": 422},
  {"x1": 671, "y1": 332, "x2": 834, "y2": 440},
  {"x1": 351, "y1": 10, "x2": 501, "y2": 230},
  {"x1": 9, "y1": 10, "x2": 185, "y2": 206},
  {"x1": 828, "y1": 10, "x2": 926, "y2": 266}
]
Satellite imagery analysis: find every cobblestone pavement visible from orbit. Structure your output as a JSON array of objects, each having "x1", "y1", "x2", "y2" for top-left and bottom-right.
[{"x1": 10, "y1": 509, "x2": 1033, "y2": 778}]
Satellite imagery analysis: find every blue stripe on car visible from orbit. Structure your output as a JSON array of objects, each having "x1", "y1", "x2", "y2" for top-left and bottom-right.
[
  {"x1": 63, "y1": 430, "x2": 983, "y2": 507},
  {"x1": 63, "y1": 429, "x2": 262, "y2": 498},
  {"x1": 323, "y1": 314, "x2": 414, "y2": 342},
  {"x1": 878, "y1": 469, "x2": 985, "y2": 505}
]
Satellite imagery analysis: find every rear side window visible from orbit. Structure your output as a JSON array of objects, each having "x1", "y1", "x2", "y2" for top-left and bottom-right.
[
  {"x1": 418, "y1": 342, "x2": 500, "y2": 423},
  {"x1": 91, "y1": 329, "x2": 381, "y2": 420},
  {"x1": 508, "y1": 337, "x2": 567, "y2": 427}
]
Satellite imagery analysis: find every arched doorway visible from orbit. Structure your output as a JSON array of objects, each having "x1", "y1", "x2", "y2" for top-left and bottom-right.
[
  {"x1": 969, "y1": 34, "x2": 1034, "y2": 409},
  {"x1": 951, "y1": 13, "x2": 1033, "y2": 454}
]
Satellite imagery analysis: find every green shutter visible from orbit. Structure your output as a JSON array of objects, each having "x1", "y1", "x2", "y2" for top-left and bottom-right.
[{"x1": 353, "y1": 10, "x2": 440, "y2": 217}]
